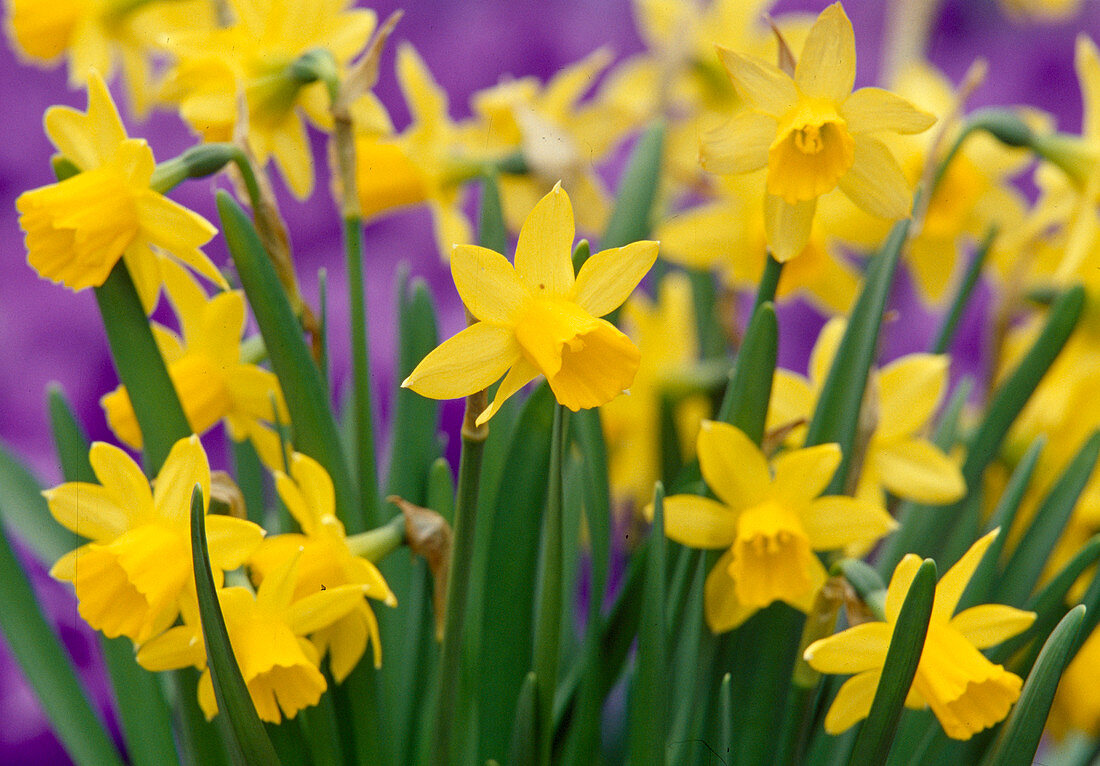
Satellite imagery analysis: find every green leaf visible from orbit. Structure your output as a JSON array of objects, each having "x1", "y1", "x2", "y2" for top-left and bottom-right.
[
  {"x1": 95, "y1": 261, "x2": 191, "y2": 471},
  {"x1": 46, "y1": 385, "x2": 95, "y2": 482},
  {"x1": 571, "y1": 409, "x2": 612, "y2": 622},
  {"x1": 190, "y1": 484, "x2": 280, "y2": 766},
  {"x1": 840, "y1": 558, "x2": 888, "y2": 619},
  {"x1": 804, "y1": 217, "x2": 909, "y2": 493},
  {"x1": 0, "y1": 441, "x2": 81, "y2": 564},
  {"x1": 930, "y1": 229, "x2": 995, "y2": 355},
  {"x1": 628, "y1": 483, "x2": 668, "y2": 766},
  {"x1": 217, "y1": 191, "x2": 357, "y2": 528},
  {"x1": 507, "y1": 672, "x2": 540, "y2": 766},
  {"x1": 601, "y1": 120, "x2": 665, "y2": 250},
  {"x1": 0, "y1": 506, "x2": 124, "y2": 766},
  {"x1": 848, "y1": 559, "x2": 937, "y2": 766},
  {"x1": 717, "y1": 302, "x2": 777, "y2": 445},
  {"x1": 982, "y1": 605, "x2": 1087, "y2": 766},
  {"x1": 480, "y1": 172, "x2": 509, "y2": 256},
  {"x1": 720, "y1": 673, "x2": 733, "y2": 766}
]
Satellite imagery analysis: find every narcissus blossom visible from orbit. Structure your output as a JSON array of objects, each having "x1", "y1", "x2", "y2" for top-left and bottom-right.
[
  {"x1": 16, "y1": 71, "x2": 222, "y2": 309},
  {"x1": 805, "y1": 530, "x2": 1035, "y2": 740},
  {"x1": 402, "y1": 183, "x2": 659, "y2": 425},
  {"x1": 650, "y1": 421, "x2": 896, "y2": 633},
  {"x1": 45, "y1": 435, "x2": 264, "y2": 644},
  {"x1": 701, "y1": 2, "x2": 935, "y2": 261}
]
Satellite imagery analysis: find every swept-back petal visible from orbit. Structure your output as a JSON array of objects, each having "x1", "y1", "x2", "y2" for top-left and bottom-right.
[
  {"x1": 649, "y1": 494, "x2": 738, "y2": 549},
  {"x1": 933, "y1": 528, "x2": 1000, "y2": 621},
  {"x1": 714, "y1": 47, "x2": 797, "y2": 117},
  {"x1": 801, "y1": 495, "x2": 897, "y2": 551},
  {"x1": 396, "y1": 42, "x2": 449, "y2": 128},
  {"x1": 705, "y1": 548, "x2": 758, "y2": 633},
  {"x1": 885, "y1": 553, "x2": 923, "y2": 623},
  {"x1": 403, "y1": 323, "x2": 520, "y2": 400},
  {"x1": 89, "y1": 441, "x2": 153, "y2": 515},
  {"x1": 804, "y1": 621, "x2": 892, "y2": 674},
  {"x1": 809, "y1": 317, "x2": 846, "y2": 388},
  {"x1": 771, "y1": 443, "x2": 842, "y2": 506},
  {"x1": 450, "y1": 244, "x2": 527, "y2": 325},
  {"x1": 287, "y1": 584, "x2": 368, "y2": 636},
  {"x1": 205, "y1": 515, "x2": 265, "y2": 572},
  {"x1": 696, "y1": 420, "x2": 770, "y2": 509},
  {"x1": 876, "y1": 354, "x2": 948, "y2": 441},
  {"x1": 841, "y1": 87, "x2": 936, "y2": 135},
  {"x1": 824, "y1": 670, "x2": 881, "y2": 734},
  {"x1": 764, "y1": 193, "x2": 817, "y2": 262},
  {"x1": 837, "y1": 135, "x2": 912, "y2": 220},
  {"x1": 699, "y1": 111, "x2": 776, "y2": 175},
  {"x1": 514, "y1": 183, "x2": 576, "y2": 297},
  {"x1": 289, "y1": 453, "x2": 335, "y2": 524},
  {"x1": 153, "y1": 435, "x2": 211, "y2": 525},
  {"x1": 44, "y1": 71, "x2": 127, "y2": 170},
  {"x1": 873, "y1": 439, "x2": 965, "y2": 506},
  {"x1": 950, "y1": 604, "x2": 1035, "y2": 650},
  {"x1": 136, "y1": 625, "x2": 205, "y2": 672},
  {"x1": 1077, "y1": 35, "x2": 1100, "y2": 142},
  {"x1": 571, "y1": 240, "x2": 658, "y2": 317},
  {"x1": 795, "y1": 3, "x2": 856, "y2": 102},
  {"x1": 475, "y1": 358, "x2": 541, "y2": 426},
  {"x1": 44, "y1": 485, "x2": 130, "y2": 542}
]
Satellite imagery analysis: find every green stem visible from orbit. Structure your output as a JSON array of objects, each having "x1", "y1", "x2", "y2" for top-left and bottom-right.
[
  {"x1": 430, "y1": 394, "x2": 488, "y2": 765},
  {"x1": 346, "y1": 513, "x2": 406, "y2": 560},
  {"x1": 931, "y1": 227, "x2": 996, "y2": 355},
  {"x1": 534, "y1": 404, "x2": 567, "y2": 765}
]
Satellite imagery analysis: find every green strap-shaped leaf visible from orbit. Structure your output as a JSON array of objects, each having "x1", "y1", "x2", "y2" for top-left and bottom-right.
[
  {"x1": 717, "y1": 302, "x2": 777, "y2": 445},
  {"x1": 0, "y1": 504, "x2": 125, "y2": 766},
  {"x1": 930, "y1": 228, "x2": 995, "y2": 355},
  {"x1": 982, "y1": 605, "x2": 1087, "y2": 766},
  {"x1": 998, "y1": 430, "x2": 1100, "y2": 608},
  {"x1": 804, "y1": 217, "x2": 909, "y2": 492},
  {"x1": 95, "y1": 261, "x2": 191, "y2": 472},
  {"x1": 217, "y1": 191, "x2": 357, "y2": 529},
  {"x1": 480, "y1": 172, "x2": 509, "y2": 256},
  {"x1": 507, "y1": 672, "x2": 540, "y2": 766},
  {"x1": 628, "y1": 483, "x2": 668, "y2": 766},
  {"x1": 572, "y1": 409, "x2": 612, "y2": 622},
  {"x1": 190, "y1": 485, "x2": 280, "y2": 766},
  {"x1": 847, "y1": 559, "x2": 937, "y2": 766},
  {"x1": 46, "y1": 385, "x2": 95, "y2": 482},
  {"x1": 601, "y1": 120, "x2": 665, "y2": 250},
  {"x1": 0, "y1": 442, "x2": 81, "y2": 564}
]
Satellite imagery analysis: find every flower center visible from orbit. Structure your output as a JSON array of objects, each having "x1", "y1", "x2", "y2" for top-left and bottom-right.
[
  {"x1": 729, "y1": 502, "x2": 817, "y2": 608},
  {"x1": 767, "y1": 98, "x2": 855, "y2": 204}
]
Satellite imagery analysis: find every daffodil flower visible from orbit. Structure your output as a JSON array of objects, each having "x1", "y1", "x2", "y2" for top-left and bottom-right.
[
  {"x1": 249, "y1": 452, "x2": 396, "y2": 679},
  {"x1": 45, "y1": 435, "x2": 264, "y2": 644},
  {"x1": 701, "y1": 2, "x2": 935, "y2": 261},
  {"x1": 804, "y1": 529, "x2": 1036, "y2": 740},
  {"x1": 650, "y1": 421, "x2": 896, "y2": 633},
  {"x1": 402, "y1": 183, "x2": 659, "y2": 425},
  {"x1": 137, "y1": 553, "x2": 369, "y2": 723},
  {"x1": 16, "y1": 71, "x2": 222, "y2": 310}
]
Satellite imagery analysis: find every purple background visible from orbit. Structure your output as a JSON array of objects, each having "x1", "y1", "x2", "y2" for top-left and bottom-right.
[{"x1": 1, "y1": 0, "x2": 1098, "y2": 761}]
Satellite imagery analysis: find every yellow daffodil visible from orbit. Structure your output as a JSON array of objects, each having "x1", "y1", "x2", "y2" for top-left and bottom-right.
[
  {"x1": 16, "y1": 71, "x2": 222, "y2": 310},
  {"x1": 701, "y1": 2, "x2": 935, "y2": 261},
  {"x1": 650, "y1": 421, "x2": 896, "y2": 633},
  {"x1": 804, "y1": 530, "x2": 1035, "y2": 740},
  {"x1": 601, "y1": 272, "x2": 709, "y2": 510},
  {"x1": 1049, "y1": 628, "x2": 1100, "y2": 738},
  {"x1": 354, "y1": 43, "x2": 474, "y2": 258},
  {"x1": 248, "y1": 452, "x2": 396, "y2": 680},
  {"x1": 45, "y1": 435, "x2": 264, "y2": 644},
  {"x1": 137, "y1": 553, "x2": 369, "y2": 723},
  {"x1": 6, "y1": 0, "x2": 214, "y2": 114},
  {"x1": 402, "y1": 183, "x2": 659, "y2": 424},
  {"x1": 769, "y1": 318, "x2": 966, "y2": 508},
  {"x1": 161, "y1": 0, "x2": 376, "y2": 198},
  {"x1": 100, "y1": 261, "x2": 289, "y2": 468},
  {"x1": 1000, "y1": 0, "x2": 1083, "y2": 20}
]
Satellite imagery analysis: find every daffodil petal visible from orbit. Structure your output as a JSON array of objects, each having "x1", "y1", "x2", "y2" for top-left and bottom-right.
[
  {"x1": 705, "y1": 547, "x2": 758, "y2": 633},
  {"x1": 794, "y1": 3, "x2": 856, "y2": 103},
  {"x1": 766, "y1": 370, "x2": 814, "y2": 434},
  {"x1": 933, "y1": 529, "x2": 1000, "y2": 621},
  {"x1": 136, "y1": 625, "x2": 205, "y2": 672},
  {"x1": 396, "y1": 42, "x2": 448, "y2": 127},
  {"x1": 810, "y1": 317, "x2": 846, "y2": 388},
  {"x1": 514, "y1": 183, "x2": 576, "y2": 297},
  {"x1": 885, "y1": 553, "x2": 924, "y2": 623},
  {"x1": 771, "y1": 443, "x2": 842, "y2": 506},
  {"x1": 650, "y1": 494, "x2": 738, "y2": 549},
  {"x1": 153, "y1": 435, "x2": 210, "y2": 525},
  {"x1": 841, "y1": 87, "x2": 936, "y2": 135},
  {"x1": 656, "y1": 200, "x2": 741, "y2": 271},
  {"x1": 403, "y1": 323, "x2": 520, "y2": 400},
  {"x1": 450, "y1": 244, "x2": 527, "y2": 325},
  {"x1": 1077, "y1": 35, "x2": 1100, "y2": 142},
  {"x1": 876, "y1": 354, "x2": 948, "y2": 441},
  {"x1": 287, "y1": 584, "x2": 368, "y2": 636},
  {"x1": 764, "y1": 193, "x2": 816, "y2": 262},
  {"x1": 804, "y1": 621, "x2": 892, "y2": 674},
  {"x1": 802, "y1": 495, "x2": 897, "y2": 551},
  {"x1": 874, "y1": 439, "x2": 966, "y2": 506},
  {"x1": 824, "y1": 670, "x2": 882, "y2": 734},
  {"x1": 205, "y1": 515, "x2": 265, "y2": 571},
  {"x1": 475, "y1": 358, "x2": 541, "y2": 426},
  {"x1": 837, "y1": 134, "x2": 912, "y2": 220},
  {"x1": 699, "y1": 111, "x2": 776, "y2": 175},
  {"x1": 715, "y1": 47, "x2": 797, "y2": 117},
  {"x1": 44, "y1": 485, "x2": 130, "y2": 541},
  {"x1": 950, "y1": 604, "x2": 1036, "y2": 650},
  {"x1": 696, "y1": 420, "x2": 770, "y2": 509},
  {"x1": 89, "y1": 441, "x2": 153, "y2": 513},
  {"x1": 572, "y1": 240, "x2": 659, "y2": 317},
  {"x1": 44, "y1": 71, "x2": 127, "y2": 170}
]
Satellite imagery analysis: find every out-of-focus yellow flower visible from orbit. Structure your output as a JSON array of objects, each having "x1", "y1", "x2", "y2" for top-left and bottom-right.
[
  {"x1": 601, "y1": 272, "x2": 708, "y2": 510},
  {"x1": 137, "y1": 553, "x2": 369, "y2": 723},
  {"x1": 769, "y1": 318, "x2": 965, "y2": 508},
  {"x1": 1049, "y1": 627, "x2": 1100, "y2": 739},
  {"x1": 16, "y1": 71, "x2": 222, "y2": 309},
  {"x1": 464, "y1": 49, "x2": 624, "y2": 234},
  {"x1": 403, "y1": 183, "x2": 658, "y2": 424},
  {"x1": 1000, "y1": 0, "x2": 1083, "y2": 20},
  {"x1": 161, "y1": 0, "x2": 376, "y2": 198},
  {"x1": 701, "y1": 2, "x2": 934, "y2": 261},
  {"x1": 353, "y1": 43, "x2": 474, "y2": 258},
  {"x1": 249, "y1": 452, "x2": 396, "y2": 679},
  {"x1": 805, "y1": 530, "x2": 1035, "y2": 740},
  {"x1": 6, "y1": 0, "x2": 214, "y2": 113},
  {"x1": 46, "y1": 435, "x2": 264, "y2": 644},
  {"x1": 100, "y1": 261, "x2": 289, "y2": 467},
  {"x1": 650, "y1": 421, "x2": 895, "y2": 633}
]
